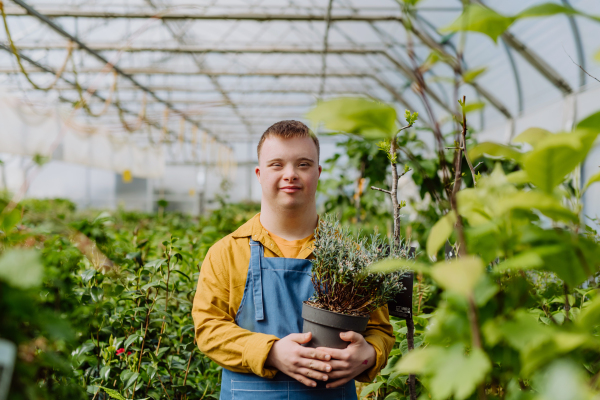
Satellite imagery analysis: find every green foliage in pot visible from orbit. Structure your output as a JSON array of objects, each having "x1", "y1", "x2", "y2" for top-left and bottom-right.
[{"x1": 308, "y1": 214, "x2": 410, "y2": 316}]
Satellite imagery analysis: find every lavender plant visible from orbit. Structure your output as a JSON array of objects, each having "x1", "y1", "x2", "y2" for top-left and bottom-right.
[{"x1": 307, "y1": 214, "x2": 409, "y2": 316}]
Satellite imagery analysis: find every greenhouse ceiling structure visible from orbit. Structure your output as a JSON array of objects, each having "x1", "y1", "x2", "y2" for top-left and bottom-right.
[{"x1": 1, "y1": 0, "x2": 599, "y2": 221}]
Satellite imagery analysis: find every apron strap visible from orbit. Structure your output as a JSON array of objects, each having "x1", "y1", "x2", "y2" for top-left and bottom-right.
[{"x1": 249, "y1": 240, "x2": 265, "y2": 321}]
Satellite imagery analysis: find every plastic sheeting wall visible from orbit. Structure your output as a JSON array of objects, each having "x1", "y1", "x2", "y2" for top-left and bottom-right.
[{"x1": 0, "y1": 91, "x2": 165, "y2": 179}]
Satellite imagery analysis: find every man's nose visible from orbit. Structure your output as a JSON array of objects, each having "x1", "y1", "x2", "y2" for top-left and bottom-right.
[{"x1": 283, "y1": 166, "x2": 299, "y2": 181}]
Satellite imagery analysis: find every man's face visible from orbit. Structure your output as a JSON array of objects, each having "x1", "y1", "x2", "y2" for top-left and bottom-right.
[{"x1": 255, "y1": 136, "x2": 321, "y2": 211}]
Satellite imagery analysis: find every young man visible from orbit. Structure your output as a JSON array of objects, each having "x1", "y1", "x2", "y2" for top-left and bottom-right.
[{"x1": 192, "y1": 120, "x2": 394, "y2": 399}]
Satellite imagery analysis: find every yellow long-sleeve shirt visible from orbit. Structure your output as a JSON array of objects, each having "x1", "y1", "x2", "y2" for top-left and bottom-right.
[{"x1": 192, "y1": 213, "x2": 395, "y2": 382}]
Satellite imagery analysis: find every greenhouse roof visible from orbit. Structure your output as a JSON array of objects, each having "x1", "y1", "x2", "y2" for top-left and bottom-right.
[{"x1": 1, "y1": 0, "x2": 600, "y2": 163}]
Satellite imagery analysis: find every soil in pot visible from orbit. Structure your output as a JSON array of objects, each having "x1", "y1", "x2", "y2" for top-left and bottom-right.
[{"x1": 301, "y1": 302, "x2": 369, "y2": 349}]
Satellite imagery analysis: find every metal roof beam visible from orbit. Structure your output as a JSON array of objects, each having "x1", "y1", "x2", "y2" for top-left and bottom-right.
[
  {"x1": 9, "y1": 0, "x2": 230, "y2": 148},
  {"x1": 2, "y1": 8, "x2": 404, "y2": 21},
  {"x1": 0, "y1": 43, "x2": 187, "y2": 141}
]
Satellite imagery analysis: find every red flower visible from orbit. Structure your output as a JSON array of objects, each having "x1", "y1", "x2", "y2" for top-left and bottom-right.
[{"x1": 116, "y1": 348, "x2": 125, "y2": 356}]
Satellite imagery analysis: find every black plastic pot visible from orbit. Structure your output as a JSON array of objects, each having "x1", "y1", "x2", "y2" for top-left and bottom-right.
[{"x1": 301, "y1": 302, "x2": 369, "y2": 349}]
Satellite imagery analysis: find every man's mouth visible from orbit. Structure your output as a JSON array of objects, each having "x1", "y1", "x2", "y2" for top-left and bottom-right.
[{"x1": 280, "y1": 186, "x2": 301, "y2": 193}]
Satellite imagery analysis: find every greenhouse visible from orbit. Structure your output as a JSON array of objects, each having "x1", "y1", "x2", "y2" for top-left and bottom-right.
[{"x1": 1, "y1": 0, "x2": 600, "y2": 399}]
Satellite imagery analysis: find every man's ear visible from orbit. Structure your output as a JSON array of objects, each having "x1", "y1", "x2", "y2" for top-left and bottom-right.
[
  {"x1": 255, "y1": 166, "x2": 261, "y2": 183},
  {"x1": 318, "y1": 165, "x2": 322, "y2": 177}
]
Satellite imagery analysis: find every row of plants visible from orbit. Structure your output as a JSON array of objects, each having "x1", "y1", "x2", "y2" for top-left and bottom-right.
[{"x1": 0, "y1": 195, "x2": 260, "y2": 400}]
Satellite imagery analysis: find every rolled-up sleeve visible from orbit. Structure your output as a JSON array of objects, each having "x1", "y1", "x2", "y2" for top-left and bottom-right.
[
  {"x1": 192, "y1": 248, "x2": 280, "y2": 378},
  {"x1": 355, "y1": 305, "x2": 395, "y2": 383}
]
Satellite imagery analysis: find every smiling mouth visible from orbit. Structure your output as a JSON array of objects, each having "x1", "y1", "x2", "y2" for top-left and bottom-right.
[{"x1": 280, "y1": 186, "x2": 301, "y2": 192}]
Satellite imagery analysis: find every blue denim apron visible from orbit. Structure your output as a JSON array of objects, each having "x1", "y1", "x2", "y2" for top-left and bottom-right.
[{"x1": 219, "y1": 240, "x2": 357, "y2": 400}]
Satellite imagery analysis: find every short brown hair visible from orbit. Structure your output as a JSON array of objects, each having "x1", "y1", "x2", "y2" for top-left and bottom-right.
[{"x1": 257, "y1": 120, "x2": 320, "y2": 161}]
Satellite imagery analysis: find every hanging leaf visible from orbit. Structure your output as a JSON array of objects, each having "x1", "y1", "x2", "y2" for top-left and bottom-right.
[
  {"x1": 506, "y1": 170, "x2": 529, "y2": 185},
  {"x1": 497, "y1": 191, "x2": 578, "y2": 223},
  {"x1": 306, "y1": 97, "x2": 397, "y2": 139},
  {"x1": 463, "y1": 101, "x2": 486, "y2": 113},
  {"x1": 426, "y1": 211, "x2": 457, "y2": 258},
  {"x1": 516, "y1": 3, "x2": 579, "y2": 19},
  {"x1": 513, "y1": 127, "x2": 552, "y2": 146},
  {"x1": 462, "y1": 67, "x2": 487, "y2": 83},
  {"x1": 468, "y1": 142, "x2": 522, "y2": 162},
  {"x1": 429, "y1": 346, "x2": 491, "y2": 400},
  {"x1": 523, "y1": 130, "x2": 596, "y2": 193},
  {"x1": 0, "y1": 206, "x2": 21, "y2": 232},
  {"x1": 441, "y1": 4, "x2": 515, "y2": 42},
  {"x1": 430, "y1": 256, "x2": 484, "y2": 297},
  {"x1": 583, "y1": 171, "x2": 600, "y2": 193}
]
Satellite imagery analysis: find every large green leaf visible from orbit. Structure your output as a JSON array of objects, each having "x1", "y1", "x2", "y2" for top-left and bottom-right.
[
  {"x1": 426, "y1": 211, "x2": 456, "y2": 258},
  {"x1": 306, "y1": 97, "x2": 397, "y2": 139},
  {"x1": 368, "y1": 258, "x2": 426, "y2": 273},
  {"x1": 577, "y1": 296, "x2": 600, "y2": 331},
  {"x1": 441, "y1": 4, "x2": 515, "y2": 42},
  {"x1": 497, "y1": 191, "x2": 578, "y2": 223},
  {"x1": 577, "y1": 109, "x2": 600, "y2": 132},
  {"x1": 0, "y1": 206, "x2": 21, "y2": 233},
  {"x1": 468, "y1": 142, "x2": 522, "y2": 162},
  {"x1": 0, "y1": 248, "x2": 44, "y2": 289},
  {"x1": 430, "y1": 256, "x2": 484, "y2": 297},
  {"x1": 513, "y1": 127, "x2": 552, "y2": 146},
  {"x1": 522, "y1": 132, "x2": 586, "y2": 193},
  {"x1": 429, "y1": 346, "x2": 491, "y2": 400}
]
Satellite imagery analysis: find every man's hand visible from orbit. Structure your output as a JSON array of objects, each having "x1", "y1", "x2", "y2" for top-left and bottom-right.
[
  {"x1": 316, "y1": 331, "x2": 376, "y2": 388},
  {"x1": 265, "y1": 332, "x2": 332, "y2": 387}
]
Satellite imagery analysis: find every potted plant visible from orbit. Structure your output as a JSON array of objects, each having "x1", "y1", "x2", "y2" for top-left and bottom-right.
[{"x1": 302, "y1": 214, "x2": 410, "y2": 349}]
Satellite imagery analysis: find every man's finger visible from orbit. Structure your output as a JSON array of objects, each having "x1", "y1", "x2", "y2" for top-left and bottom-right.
[
  {"x1": 291, "y1": 373, "x2": 317, "y2": 387},
  {"x1": 326, "y1": 360, "x2": 350, "y2": 371},
  {"x1": 301, "y1": 359, "x2": 331, "y2": 373},
  {"x1": 326, "y1": 370, "x2": 351, "y2": 380},
  {"x1": 326, "y1": 377, "x2": 351, "y2": 389},
  {"x1": 288, "y1": 332, "x2": 311, "y2": 344},
  {"x1": 299, "y1": 346, "x2": 331, "y2": 361},
  {"x1": 314, "y1": 347, "x2": 347, "y2": 360},
  {"x1": 339, "y1": 331, "x2": 363, "y2": 343},
  {"x1": 296, "y1": 368, "x2": 328, "y2": 382}
]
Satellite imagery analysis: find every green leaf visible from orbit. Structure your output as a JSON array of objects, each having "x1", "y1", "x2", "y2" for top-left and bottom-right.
[
  {"x1": 494, "y1": 251, "x2": 544, "y2": 272},
  {"x1": 468, "y1": 142, "x2": 522, "y2": 162},
  {"x1": 463, "y1": 101, "x2": 486, "y2": 114},
  {"x1": 506, "y1": 170, "x2": 529, "y2": 185},
  {"x1": 577, "y1": 296, "x2": 600, "y2": 330},
  {"x1": 429, "y1": 346, "x2": 491, "y2": 400},
  {"x1": 0, "y1": 207, "x2": 21, "y2": 232},
  {"x1": 441, "y1": 4, "x2": 515, "y2": 42},
  {"x1": 462, "y1": 67, "x2": 487, "y2": 83},
  {"x1": 172, "y1": 269, "x2": 191, "y2": 281},
  {"x1": 497, "y1": 191, "x2": 578, "y2": 223},
  {"x1": 306, "y1": 97, "x2": 397, "y2": 139},
  {"x1": 395, "y1": 347, "x2": 439, "y2": 375},
  {"x1": 513, "y1": 127, "x2": 552, "y2": 146},
  {"x1": 426, "y1": 211, "x2": 456, "y2": 258},
  {"x1": 124, "y1": 334, "x2": 141, "y2": 349},
  {"x1": 359, "y1": 381, "x2": 385, "y2": 397},
  {"x1": 516, "y1": 3, "x2": 579, "y2": 19},
  {"x1": 125, "y1": 372, "x2": 140, "y2": 389},
  {"x1": 582, "y1": 170, "x2": 600, "y2": 193},
  {"x1": 368, "y1": 258, "x2": 426, "y2": 273},
  {"x1": 523, "y1": 130, "x2": 597, "y2": 193},
  {"x1": 0, "y1": 249, "x2": 44, "y2": 288},
  {"x1": 98, "y1": 386, "x2": 127, "y2": 400},
  {"x1": 430, "y1": 256, "x2": 484, "y2": 297}
]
